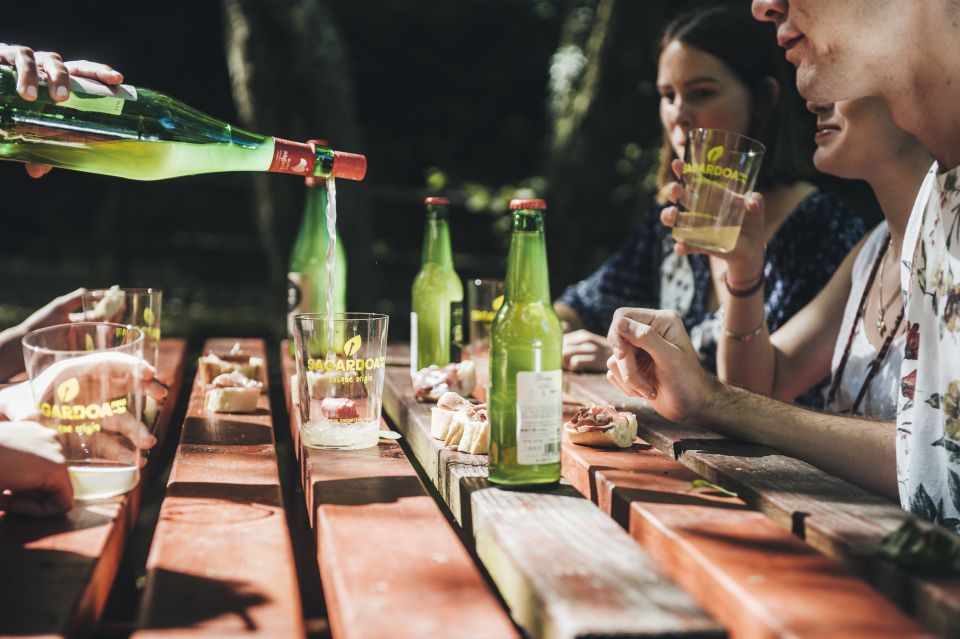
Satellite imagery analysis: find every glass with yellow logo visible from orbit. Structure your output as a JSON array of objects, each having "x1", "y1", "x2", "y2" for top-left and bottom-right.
[
  {"x1": 81, "y1": 287, "x2": 162, "y2": 367},
  {"x1": 292, "y1": 313, "x2": 389, "y2": 450},
  {"x1": 22, "y1": 323, "x2": 146, "y2": 500},
  {"x1": 672, "y1": 128, "x2": 765, "y2": 253}
]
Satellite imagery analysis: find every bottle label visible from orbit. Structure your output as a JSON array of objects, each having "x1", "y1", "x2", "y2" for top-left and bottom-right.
[
  {"x1": 49, "y1": 75, "x2": 137, "y2": 116},
  {"x1": 287, "y1": 272, "x2": 312, "y2": 336},
  {"x1": 410, "y1": 312, "x2": 419, "y2": 377},
  {"x1": 515, "y1": 370, "x2": 562, "y2": 465},
  {"x1": 450, "y1": 301, "x2": 463, "y2": 362},
  {"x1": 270, "y1": 138, "x2": 316, "y2": 176}
]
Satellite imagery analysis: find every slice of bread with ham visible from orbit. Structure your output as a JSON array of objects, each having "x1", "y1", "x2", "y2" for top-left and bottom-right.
[{"x1": 564, "y1": 404, "x2": 637, "y2": 449}]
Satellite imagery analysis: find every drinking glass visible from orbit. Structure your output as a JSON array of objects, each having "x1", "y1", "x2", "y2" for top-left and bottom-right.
[
  {"x1": 293, "y1": 313, "x2": 389, "y2": 450},
  {"x1": 22, "y1": 323, "x2": 146, "y2": 500},
  {"x1": 82, "y1": 287, "x2": 162, "y2": 367},
  {"x1": 466, "y1": 279, "x2": 503, "y2": 394},
  {"x1": 672, "y1": 128, "x2": 765, "y2": 253}
]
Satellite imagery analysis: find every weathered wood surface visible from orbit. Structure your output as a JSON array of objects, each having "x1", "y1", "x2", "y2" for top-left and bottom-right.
[
  {"x1": 134, "y1": 339, "x2": 304, "y2": 639},
  {"x1": 562, "y1": 436, "x2": 933, "y2": 638},
  {"x1": 0, "y1": 338, "x2": 187, "y2": 639},
  {"x1": 382, "y1": 365, "x2": 722, "y2": 639},
  {"x1": 565, "y1": 371, "x2": 960, "y2": 637},
  {"x1": 280, "y1": 343, "x2": 519, "y2": 639}
]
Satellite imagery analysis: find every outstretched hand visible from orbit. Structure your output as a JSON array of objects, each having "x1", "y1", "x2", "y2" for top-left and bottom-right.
[{"x1": 0, "y1": 421, "x2": 74, "y2": 516}]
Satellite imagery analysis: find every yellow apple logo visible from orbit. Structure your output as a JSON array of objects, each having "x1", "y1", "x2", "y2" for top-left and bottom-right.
[
  {"x1": 57, "y1": 378, "x2": 80, "y2": 403},
  {"x1": 706, "y1": 146, "x2": 724, "y2": 163},
  {"x1": 344, "y1": 335, "x2": 362, "y2": 357}
]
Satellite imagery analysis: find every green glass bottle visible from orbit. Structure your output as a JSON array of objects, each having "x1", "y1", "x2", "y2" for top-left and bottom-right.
[
  {"x1": 411, "y1": 197, "x2": 464, "y2": 373},
  {"x1": 287, "y1": 141, "x2": 348, "y2": 355},
  {"x1": 0, "y1": 66, "x2": 366, "y2": 181},
  {"x1": 489, "y1": 199, "x2": 563, "y2": 486}
]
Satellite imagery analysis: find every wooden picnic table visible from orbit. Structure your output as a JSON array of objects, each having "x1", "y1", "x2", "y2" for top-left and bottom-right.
[
  {"x1": 4, "y1": 338, "x2": 957, "y2": 638},
  {"x1": 564, "y1": 370, "x2": 960, "y2": 637}
]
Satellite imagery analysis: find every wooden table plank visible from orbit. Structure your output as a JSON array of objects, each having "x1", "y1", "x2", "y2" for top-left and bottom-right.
[
  {"x1": 281, "y1": 343, "x2": 519, "y2": 639},
  {"x1": 566, "y1": 371, "x2": 960, "y2": 637},
  {"x1": 0, "y1": 338, "x2": 187, "y2": 639},
  {"x1": 134, "y1": 339, "x2": 304, "y2": 639},
  {"x1": 383, "y1": 365, "x2": 722, "y2": 639},
  {"x1": 562, "y1": 437, "x2": 933, "y2": 638}
]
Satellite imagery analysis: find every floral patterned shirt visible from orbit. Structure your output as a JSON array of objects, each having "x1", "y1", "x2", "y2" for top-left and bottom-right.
[
  {"x1": 559, "y1": 191, "x2": 865, "y2": 406},
  {"x1": 899, "y1": 163, "x2": 960, "y2": 531}
]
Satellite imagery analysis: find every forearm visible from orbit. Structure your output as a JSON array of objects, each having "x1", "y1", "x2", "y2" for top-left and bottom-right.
[
  {"x1": 553, "y1": 301, "x2": 585, "y2": 332},
  {"x1": 698, "y1": 378, "x2": 898, "y2": 501},
  {"x1": 0, "y1": 325, "x2": 27, "y2": 382},
  {"x1": 716, "y1": 288, "x2": 776, "y2": 394}
]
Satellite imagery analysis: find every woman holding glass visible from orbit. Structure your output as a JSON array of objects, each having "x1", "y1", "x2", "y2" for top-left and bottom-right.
[{"x1": 555, "y1": 5, "x2": 865, "y2": 408}]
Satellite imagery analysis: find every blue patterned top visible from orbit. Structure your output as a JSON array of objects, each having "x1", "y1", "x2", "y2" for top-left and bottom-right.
[{"x1": 559, "y1": 191, "x2": 867, "y2": 406}]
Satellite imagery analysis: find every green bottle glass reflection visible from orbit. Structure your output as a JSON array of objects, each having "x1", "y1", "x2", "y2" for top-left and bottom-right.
[
  {"x1": 287, "y1": 160, "x2": 347, "y2": 355},
  {"x1": 489, "y1": 199, "x2": 563, "y2": 486},
  {"x1": 0, "y1": 66, "x2": 366, "y2": 181},
  {"x1": 411, "y1": 197, "x2": 464, "y2": 372}
]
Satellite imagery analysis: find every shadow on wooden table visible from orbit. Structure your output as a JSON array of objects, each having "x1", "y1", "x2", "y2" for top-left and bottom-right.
[
  {"x1": 311, "y1": 475, "x2": 428, "y2": 508},
  {"x1": 136, "y1": 567, "x2": 268, "y2": 631}
]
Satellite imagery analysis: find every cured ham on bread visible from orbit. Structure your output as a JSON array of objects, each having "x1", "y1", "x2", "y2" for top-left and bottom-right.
[
  {"x1": 564, "y1": 404, "x2": 637, "y2": 449},
  {"x1": 430, "y1": 391, "x2": 489, "y2": 454},
  {"x1": 413, "y1": 360, "x2": 476, "y2": 402}
]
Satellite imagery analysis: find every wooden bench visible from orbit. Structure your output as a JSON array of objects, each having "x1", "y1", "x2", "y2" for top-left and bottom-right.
[
  {"x1": 133, "y1": 338, "x2": 304, "y2": 638},
  {"x1": 566, "y1": 371, "x2": 960, "y2": 637},
  {"x1": 382, "y1": 363, "x2": 723, "y2": 639},
  {"x1": 0, "y1": 338, "x2": 187, "y2": 639},
  {"x1": 280, "y1": 342, "x2": 520, "y2": 639}
]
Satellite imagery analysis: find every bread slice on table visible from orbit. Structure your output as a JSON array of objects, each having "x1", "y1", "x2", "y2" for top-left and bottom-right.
[{"x1": 564, "y1": 404, "x2": 637, "y2": 449}]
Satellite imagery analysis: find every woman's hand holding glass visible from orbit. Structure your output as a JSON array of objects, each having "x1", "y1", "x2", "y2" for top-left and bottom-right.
[{"x1": 661, "y1": 158, "x2": 766, "y2": 287}]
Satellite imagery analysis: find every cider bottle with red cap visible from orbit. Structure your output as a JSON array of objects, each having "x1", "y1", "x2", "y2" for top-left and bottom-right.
[
  {"x1": 488, "y1": 198, "x2": 563, "y2": 486},
  {"x1": 411, "y1": 196, "x2": 464, "y2": 373},
  {"x1": 0, "y1": 65, "x2": 366, "y2": 181}
]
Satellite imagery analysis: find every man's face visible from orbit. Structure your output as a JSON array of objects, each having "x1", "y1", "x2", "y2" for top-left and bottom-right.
[{"x1": 751, "y1": 0, "x2": 902, "y2": 103}]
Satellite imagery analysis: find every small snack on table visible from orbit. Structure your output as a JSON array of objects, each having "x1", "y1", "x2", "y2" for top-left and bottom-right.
[
  {"x1": 564, "y1": 404, "x2": 637, "y2": 449},
  {"x1": 430, "y1": 391, "x2": 489, "y2": 454},
  {"x1": 198, "y1": 343, "x2": 266, "y2": 385},
  {"x1": 413, "y1": 360, "x2": 476, "y2": 402},
  {"x1": 204, "y1": 370, "x2": 263, "y2": 413}
]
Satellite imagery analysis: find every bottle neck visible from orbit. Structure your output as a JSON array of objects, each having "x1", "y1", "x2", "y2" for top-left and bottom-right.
[
  {"x1": 505, "y1": 210, "x2": 551, "y2": 303},
  {"x1": 421, "y1": 206, "x2": 454, "y2": 268},
  {"x1": 304, "y1": 183, "x2": 331, "y2": 247}
]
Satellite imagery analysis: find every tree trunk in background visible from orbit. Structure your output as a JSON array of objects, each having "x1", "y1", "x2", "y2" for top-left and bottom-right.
[
  {"x1": 544, "y1": 0, "x2": 708, "y2": 296},
  {"x1": 221, "y1": 0, "x2": 374, "y2": 313}
]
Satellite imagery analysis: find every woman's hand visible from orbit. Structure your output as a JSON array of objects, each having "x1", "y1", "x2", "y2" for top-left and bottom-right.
[
  {"x1": 562, "y1": 329, "x2": 613, "y2": 372},
  {"x1": 660, "y1": 158, "x2": 766, "y2": 285},
  {"x1": 0, "y1": 44, "x2": 123, "y2": 178},
  {"x1": 0, "y1": 421, "x2": 74, "y2": 516}
]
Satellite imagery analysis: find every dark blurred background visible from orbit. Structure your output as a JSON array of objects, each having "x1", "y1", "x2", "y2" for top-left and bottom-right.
[{"x1": 0, "y1": 0, "x2": 879, "y2": 346}]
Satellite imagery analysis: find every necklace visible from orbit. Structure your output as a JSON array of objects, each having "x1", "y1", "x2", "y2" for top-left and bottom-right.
[
  {"x1": 826, "y1": 232, "x2": 904, "y2": 415},
  {"x1": 876, "y1": 236, "x2": 897, "y2": 337}
]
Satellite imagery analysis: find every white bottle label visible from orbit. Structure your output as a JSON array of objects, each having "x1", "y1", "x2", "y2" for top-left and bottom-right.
[
  {"x1": 410, "y1": 311, "x2": 419, "y2": 378},
  {"x1": 287, "y1": 272, "x2": 312, "y2": 337},
  {"x1": 516, "y1": 370, "x2": 562, "y2": 465}
]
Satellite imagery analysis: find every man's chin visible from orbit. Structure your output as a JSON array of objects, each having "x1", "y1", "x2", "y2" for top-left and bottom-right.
[{"x1": 796, "y1": 62, "x2": 868, "y2": 104}]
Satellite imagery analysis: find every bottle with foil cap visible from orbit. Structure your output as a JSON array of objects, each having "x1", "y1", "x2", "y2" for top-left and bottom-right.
[
  {"x1": 0, "y1": 66, "x2": 366, "y2": 181},
  {"x1": 488, "y1": 198, "x2": 563, "y2": 486},
  {"x1": 288, "y1": 140, "x2": 347, "y2": 354},
  {"x1": 411, "y1": 196, "x2": 464, "y2": 373}
]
